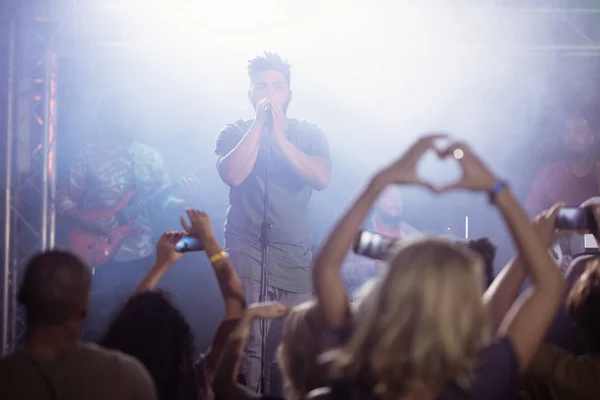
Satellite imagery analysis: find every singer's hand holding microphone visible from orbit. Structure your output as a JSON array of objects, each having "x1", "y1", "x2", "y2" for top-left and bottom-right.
[{"x1": 255, "y1": 97, "x2": 274, "y2": 127}]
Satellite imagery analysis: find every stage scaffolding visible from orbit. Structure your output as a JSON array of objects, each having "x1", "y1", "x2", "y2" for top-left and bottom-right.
[{"x1": 4, "y1": 1, "x2": 600, "y2": 356}]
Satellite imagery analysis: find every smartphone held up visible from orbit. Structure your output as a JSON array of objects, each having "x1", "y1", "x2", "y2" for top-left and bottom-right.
[
  {"x1": 353, "y1": 230, "x2": 397, "y2": 261},
  {"x1": 555, "y1": 207, "x2": 598, "y2": 233}
]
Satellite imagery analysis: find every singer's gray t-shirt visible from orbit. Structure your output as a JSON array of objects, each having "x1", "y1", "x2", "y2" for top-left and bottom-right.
[{"x1": 215, "y1": 118, "x2": 330, "y2": 293}]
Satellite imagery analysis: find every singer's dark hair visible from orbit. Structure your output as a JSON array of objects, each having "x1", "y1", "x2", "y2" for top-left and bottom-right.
[
  {"x1": 248, "y1": 52, "x2": 291, "y2": 87},
  {"x1": 101, "y1": 290, "x2": 201, "y2": 400}
]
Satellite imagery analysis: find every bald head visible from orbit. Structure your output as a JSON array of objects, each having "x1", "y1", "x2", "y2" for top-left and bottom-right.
[{"x1": 18, "y1": 250, "x2": 91, "y2": 326}]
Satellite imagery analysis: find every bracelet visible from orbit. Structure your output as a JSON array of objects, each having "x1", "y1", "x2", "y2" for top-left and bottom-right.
[
  {"x1": 209, "y1": 251, "x2": 228, "y2": 263},
  {"x1": 489, "y1": 180, "x2": 508, "y2": 204}
]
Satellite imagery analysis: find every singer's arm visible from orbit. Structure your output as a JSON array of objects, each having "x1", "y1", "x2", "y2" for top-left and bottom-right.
[
  {"x1": 276, "y1": 122, "x2": 331, "y2": 191},
  {"x1": 216, "y1": 122, "x2": 263, "y2": 187}
]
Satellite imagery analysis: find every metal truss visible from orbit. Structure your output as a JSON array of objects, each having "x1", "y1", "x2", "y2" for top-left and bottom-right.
[
  {"x1": 1, "y1": 7, "x2": 58, "y2": 356},
  {"x1": 467, "y1": 5, "x2": 600, "y2": 55}
]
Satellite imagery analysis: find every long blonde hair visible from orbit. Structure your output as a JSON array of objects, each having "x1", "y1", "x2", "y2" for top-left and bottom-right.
[
  {"x1": 330, "y1": 237, "x2": 489, "y2": 398},
  {"x1": 277, "y1": 300, "x2": 327, "y2": 400}
]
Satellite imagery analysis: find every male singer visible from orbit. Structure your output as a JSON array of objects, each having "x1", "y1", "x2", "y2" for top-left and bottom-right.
[{"x1": 215, "y1": 52, "x2": 331, "y2": 393}]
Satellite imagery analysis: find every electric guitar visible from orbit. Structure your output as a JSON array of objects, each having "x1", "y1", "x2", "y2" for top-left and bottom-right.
[{"x1": 68, "y1": 172, "x2": 199, "y2": 266}]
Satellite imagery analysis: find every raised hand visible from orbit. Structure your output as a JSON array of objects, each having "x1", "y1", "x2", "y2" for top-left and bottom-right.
[
  {"x1": 246, "y1": 302, "x2": 290, "y2": 320},
  {"x1": 532, "y1": 203, "x2": 568, "y2": 249},
  {"x1": 270, "y1": 101, "x2": 287, "y2": 143},
  {"x1": 254, "y1": 97, "x2": 273, "y2": 128},
  {"x1": 378, "y1": 133, "x2": 448, "y2": 191},
  {"x1": 155, "y1": 230, "x2": 186, "y2": 266},
  {"x1": 435, "y1": 141, "x2": 498, "y2": 193},
  {"x1": 179, "y1": 209, "x2": 215, "y2": 242}
]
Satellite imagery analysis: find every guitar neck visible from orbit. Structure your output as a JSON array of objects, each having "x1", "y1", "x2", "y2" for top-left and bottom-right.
[{"x1": 120, "y1": 174, "x2": 193, "y2": 221}]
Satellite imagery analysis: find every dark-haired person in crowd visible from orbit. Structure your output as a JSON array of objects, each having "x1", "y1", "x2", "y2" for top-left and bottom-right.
[
  {"x1": 527, "y1": 109, "x2": 600, "y2": 213},
  {"x1": 102, "y1": 209, "x2": 247, "y2": 400},
  {"x1": 486, "y1": 197, "x2": 600, "y2": 399},
  {"x1": 526, "y1": 107, "x2": 600, "y2": 267},
  {"x1": 467, "y1": 237, "x2": 497, "y2": 289},
  {"x1": 56, "y1": 93, "x2": 195, "y2": 342},
  {"x1": 0, "y1": 250, "x2": 157, "y2": 400},
  {"x1": 215, "y1": 52, "x2": 331, "y2": 393},
  {"x1": 520, "y1": 258, "x2": 600, "y2": 399},
  {"x1": 313, "y1": 135, "x2": 565, "y2": 400}
]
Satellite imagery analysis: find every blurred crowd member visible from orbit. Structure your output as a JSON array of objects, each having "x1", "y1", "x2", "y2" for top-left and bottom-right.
[
  {"x1": 466, "y1": 237, "x2": 497, "y2": 289},
  {"x1": 341, "y1": 186, "x2": 422, "y2": 297},
  {"x1": 0, "y1": 250, "x2": 156, "y2": 400},
  {"x1": 526, "y1": 106, "x2": 600, "y2": 267},
  {"x1": 312, "y1": 135, "x2": 565, "y2": 399},
  {"x1": 215, "y1": 52, "x2": 331, "y2": 393},
  {"x1": 520, "y1": 258, "x2": 600, "y2": 399},
  {"x1": 55, "y1": 93, "x2": 193, "y2": 342},
  {"x1": 500, "y1": 199, "x2": 600, "y2": 399},
  {"x1": 102, "y1": 210, "x2": 246, "y2": 400},
  {"x1": 276, "y1": 300, "x2": 329, "y2": 400},
  {"x1": 526, "y1": 106, "x2": 600, "y2": 214},
  {"x1": 213, "y1": 303, "x2": 290, "y2": 400}
]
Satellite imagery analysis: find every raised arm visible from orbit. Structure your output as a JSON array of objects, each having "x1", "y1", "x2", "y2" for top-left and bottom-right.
[
  {"x1": 180, "y1": 209, "x2": 246, "y2": 374},
  {"x1": 484, "y1": 204, "x2": 565, "y2": 333},
  {"x1": 439, "y1": 142, "x2": 565, "y2": 373},
  {"x1": 212, "y1": 303, "x2": 289, "y2": 400},
  {"x1": 313, "y1": 134, "x2": 443, "y2": 328},
  {"x1": 134, "y1": 231, "x2": 184, "y2": 292}
]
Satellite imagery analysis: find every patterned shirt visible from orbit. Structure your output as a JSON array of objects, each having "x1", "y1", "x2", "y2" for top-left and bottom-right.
[{"x1": 56, "y1": 138, "x2": 169, "y2": 262}]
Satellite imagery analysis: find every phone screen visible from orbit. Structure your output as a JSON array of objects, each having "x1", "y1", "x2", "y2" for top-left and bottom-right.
[
  {"x1": 555, "y1": 207, "x2": 598, "y2": 232},
  {"x1": 353, "y1": 230, "x2": 395, "y2": 261}
]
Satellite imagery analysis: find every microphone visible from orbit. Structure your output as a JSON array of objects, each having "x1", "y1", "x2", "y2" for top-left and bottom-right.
[
  {"x1": 264, "y1": 104, "x2": 273, "y2": 125},
  {"x1": 175, "y1": 235, "x2": 205, "y2": 253}
]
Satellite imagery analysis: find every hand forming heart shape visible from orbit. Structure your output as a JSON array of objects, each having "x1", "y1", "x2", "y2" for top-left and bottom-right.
[{"x1": 378, "y1": 134, "x2": 499, "y2": 194}]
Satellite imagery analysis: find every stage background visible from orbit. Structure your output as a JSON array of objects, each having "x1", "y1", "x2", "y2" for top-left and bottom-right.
[{"x1": 55, "y1": 52, "x2": 600, "y2": 350}]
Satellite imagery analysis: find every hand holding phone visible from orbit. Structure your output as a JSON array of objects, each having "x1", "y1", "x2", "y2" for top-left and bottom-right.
[
  {"x1": 353, "y1": 230, "x2": 397, "y2": 261},
  {"x1": 555, "y1": 207, "x2": 598, "y2": 232}
]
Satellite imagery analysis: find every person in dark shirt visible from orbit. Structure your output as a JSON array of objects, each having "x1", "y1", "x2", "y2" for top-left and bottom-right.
[
  {"x1": 526, "y1": 107, "x2": 600, "y2": 267},
  {"x1": 526, "y1": 109, "x2": 599, "y2": 215},
  {"x1": 0, "y1": 250, "x2": 156, "y2": 400},
  {"x1": 215, "y1": 52, "x2": 331, "y2": 393},
  {"x1": 521, "y1": 253, "x2": 600, "y2": 400}
]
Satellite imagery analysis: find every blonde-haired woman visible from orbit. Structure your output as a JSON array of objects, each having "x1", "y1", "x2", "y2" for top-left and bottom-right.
[
  {"x1": 313, "y1": 135, "x2": 565, "y2": 399},
  {"x1": 276, "y1": 300, "x2": 328, "y2": 400}
]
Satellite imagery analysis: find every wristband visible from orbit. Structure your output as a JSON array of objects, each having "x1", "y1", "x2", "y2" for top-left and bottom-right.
[
  {"x1": 209, "y1": 251, "x2": 228, "y2": 263},
  {"x1": 489, "y1": 180, "x2": 508, "y2": 204}
]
